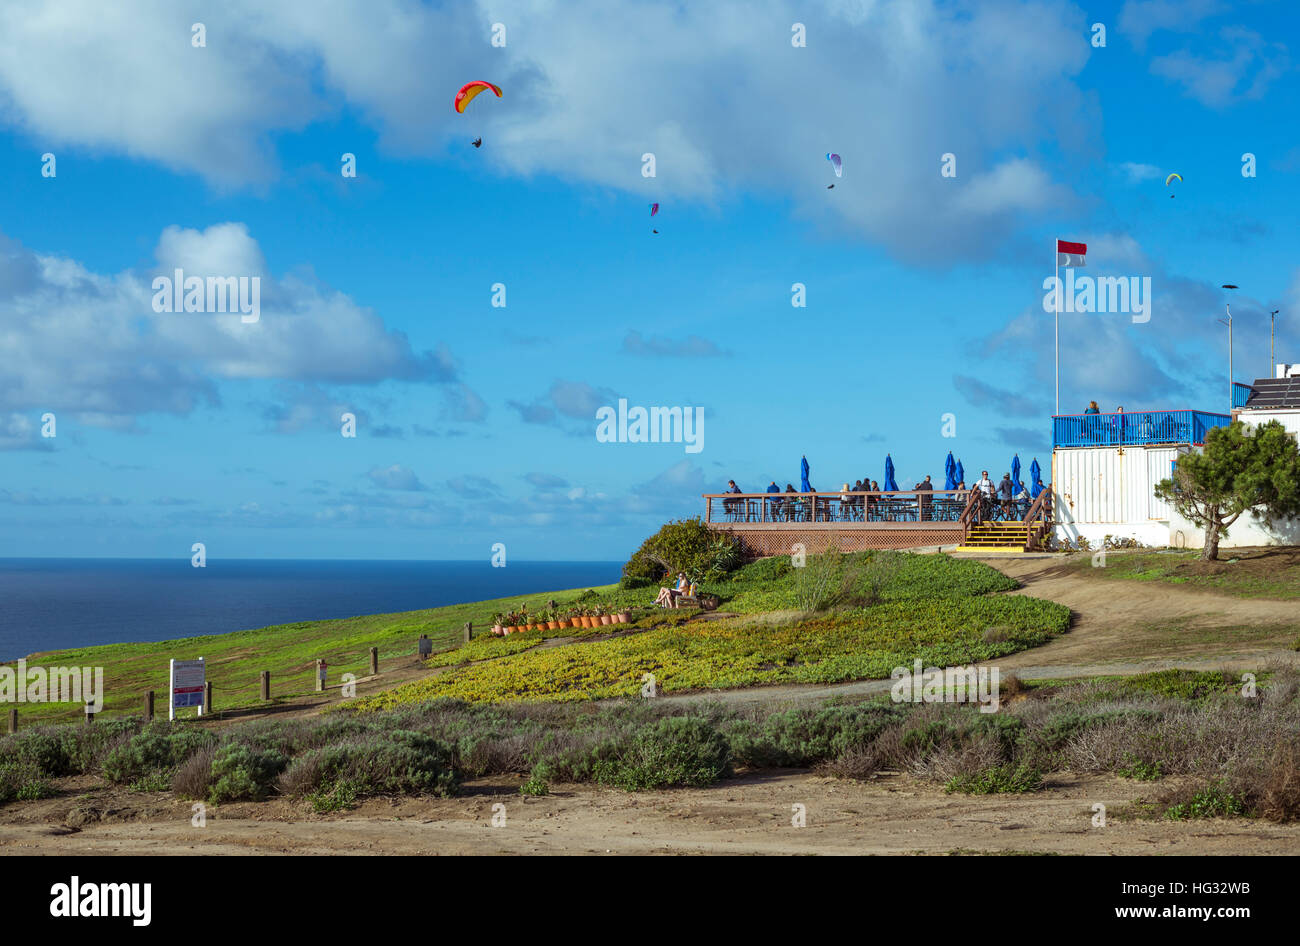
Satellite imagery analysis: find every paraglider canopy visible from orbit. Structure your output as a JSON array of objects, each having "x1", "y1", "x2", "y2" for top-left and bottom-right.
[
  {"x1": 649, "y1": 203, "x2": 659, "y2": 216},
  {"x1": 1165, "y1": 172, "x2": 1182, "y2": 187},
  {"x1": 454, "y1": 80, "x2": 502, "y2": 113},
  {"x1": 825, "y1": 153, "x2": 842, "y2": 178}
]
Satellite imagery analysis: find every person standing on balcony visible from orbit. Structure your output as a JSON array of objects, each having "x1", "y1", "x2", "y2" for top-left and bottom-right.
[
  {"x1": 915, "y1": 475, "x2": 933, "y2": 521},
  {"x1": 1085, "y1": 401, "x2": 1100, "y2": 414},
  {"x1": 998, "y1": 473, "x2": 1015, "y2": 519}
]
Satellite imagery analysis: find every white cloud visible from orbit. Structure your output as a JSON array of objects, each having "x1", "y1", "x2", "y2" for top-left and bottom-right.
[
  {"x1": 0, "y1": 224, "x2": 481, "y2": 427},
  {"x1": 0, "y1": 0, "x2": 1097, "y2": 261},
  {"x1": 1149, "y1": 28, "x2": 1289, "y2": 108},
  {"x1": 366, "y1": 464, "x2": 427, "y2": 491}
]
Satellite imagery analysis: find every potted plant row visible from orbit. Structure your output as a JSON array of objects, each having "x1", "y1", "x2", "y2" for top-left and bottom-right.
[{"x1": 491, "y1": 603, "x2": 633, "y2": 636}]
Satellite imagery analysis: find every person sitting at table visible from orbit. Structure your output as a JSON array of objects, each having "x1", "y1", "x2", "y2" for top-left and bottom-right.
[
  {"x1": 723, "y1": 479, "x2": 743, "y2": 517},
  {"x1": 1015, "y1": 480, "x2": 1031, "y2": 518},
  {"x1": 865, "y1": 480, "x2": 879, "y2": 520},
  {"x1": 765, "y1": 480, "x2": 781, "y2": 520},
  {"x1": 839, "y1": 483, "x2": 852, "y2": 520},
  {"x1": 784, "y1": 483, "x2": 800, "y2": 521}
]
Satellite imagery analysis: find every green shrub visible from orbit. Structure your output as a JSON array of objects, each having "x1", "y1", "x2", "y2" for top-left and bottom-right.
[
  {"x1": 946, "y1": 763, "x2": 1044, "y2": 795},
  {"x1": 1118, "y1": 755, "x2": 1164, "y2": 782},
  {"x1": 519, "y1": 773, "x2": 550, "y2": 796},
  {"x1": 623, "y1": 518, "x2": 744, "y2": 586},
  {"x1": 728, "y1": 704, "x2": 901, "y2": 768},
  {"x1": 102, "y1": 727, "x2": 216, "y2": 785},
  {"x1": 593, "y1": 717, "x2": 730, "y2": 790},
  {"x1": 208, "y1": 744, "x2": 289, "y2": 804},
  {"x1": 1164, "y1": 783, "x2": 1248, "y2": 820},
  {"x1": 280, "y1": 730, "x2": 457, "y2": 800},
  {"x1": 0, "y1": 760, "x2": 52, "y2": 804}
]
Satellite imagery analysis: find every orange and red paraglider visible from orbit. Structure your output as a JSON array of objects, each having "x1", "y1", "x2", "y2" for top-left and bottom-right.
[{"x1": 454, "y1": 81, "x2": 502, "y2": 113}]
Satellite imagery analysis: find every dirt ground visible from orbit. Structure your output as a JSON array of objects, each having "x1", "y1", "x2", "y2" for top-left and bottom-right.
[
  {"x1": 4, "y1": 553, "x2": 1298, "y2": 856},
  {"x1": 3, "y1": 771, "x2": 1297, "y2": 856}
]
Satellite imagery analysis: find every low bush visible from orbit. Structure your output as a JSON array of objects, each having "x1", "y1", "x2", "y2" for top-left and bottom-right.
[
  {"x1": 208, "y1": 744, "x2": 289, "y2": 804},
  {"x1": 946, "y1": 762, "x2": 1044, "y2": 795},
  {"x1": 278, "y1": 730, "x2": 457, "y2": 801},
  {"x1": 592, "y1": 717, "x2": 730, "y2": 790}
]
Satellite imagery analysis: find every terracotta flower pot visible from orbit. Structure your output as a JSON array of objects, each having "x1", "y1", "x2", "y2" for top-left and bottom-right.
[
  {"x1": 617, "y1": 612, "x2": 631, "y2": 624},
  {"x1": 583, "y1": 616, "x2": 595, "y2": 628},
  {"x1": 492, "y1": 624, "x2": 504, "y2": 636},
  {"x1": 547, "y1": 621, "x2": 559, "y2": 630},
  {"x1": 599, "y1": 614, "x2": 612, "y2": 626}
]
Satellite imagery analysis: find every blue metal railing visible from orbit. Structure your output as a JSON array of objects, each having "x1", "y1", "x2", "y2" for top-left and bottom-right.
[
  {"x1": 1053, "y1": 410, "x2": 1231, "y2": 448},
  {"x1": 1233, "y1": 382, "x2": 1253, "y2": 409}
]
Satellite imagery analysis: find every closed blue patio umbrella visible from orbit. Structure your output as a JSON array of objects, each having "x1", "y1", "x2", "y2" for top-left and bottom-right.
[
  {"x1": 800, "y1": 455, "x2": 811, "y2": 492},
  {"x1": 1029, "y1": 458, "x2": 1043, "y2": 498},
  {"x1": 955, "y1": 459, "x2": 965, "y2": 487},
  {"x1": 944, "y1": 451, "x2": 957, "y2": 490},
  {"x1": 883, "y1": 455, "x2": 898, "y2": 492},
  {"x1": 1011, "y1": 455, "x2": 1023, "y2": 495}
]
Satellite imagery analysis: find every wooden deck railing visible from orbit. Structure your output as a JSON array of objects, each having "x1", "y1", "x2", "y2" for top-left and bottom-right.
[
  {"x1": 704, "y1": 490, "x2": 971, "y2": 525},
  {"x1": 1023, "y1": 486, "x2": 1054, "y2": 550}
]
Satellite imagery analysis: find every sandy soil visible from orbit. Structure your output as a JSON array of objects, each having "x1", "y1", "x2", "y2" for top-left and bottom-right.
[{"x1": 2, "y1": 770, "x2": 1297, "y2": 856}]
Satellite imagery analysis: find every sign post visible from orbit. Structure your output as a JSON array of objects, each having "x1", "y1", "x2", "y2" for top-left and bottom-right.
[{"x1": 169, "y1": 658, "x2": 206, "y2": 721}]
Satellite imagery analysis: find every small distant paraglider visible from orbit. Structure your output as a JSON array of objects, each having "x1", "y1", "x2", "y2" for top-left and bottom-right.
[
  {"x1": 650, "y1": 202, "x2": 659, "y2": 234},
  {"x1": 1165, "y1": 172, "x2": 1182, "y2": 197},
  {"x1": 826, "y1": 152, "x2": 842, "y2": 188},
  {"x1": 455, "y1": 81, "x2": 502, "y2": 148}
]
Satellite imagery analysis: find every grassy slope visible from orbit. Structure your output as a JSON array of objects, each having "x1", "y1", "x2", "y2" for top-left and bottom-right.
[
  {"x1": 355, "y1": 555, "x2": 1071, "y2": 708},
  {"x1": 1065, "y1": 549, "x2": 1300, "y2": 600},
  {"x1": 6, "y1": 553, "x2": 1071, "y2": 724},
  {"x1": 3, "y1": 583, "x2": 627, "y2": 725}
]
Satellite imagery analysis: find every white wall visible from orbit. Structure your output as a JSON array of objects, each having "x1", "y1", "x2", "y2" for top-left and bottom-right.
[{"x1": 1052, "y1": 444, "x2": 1179, "y2": 546}]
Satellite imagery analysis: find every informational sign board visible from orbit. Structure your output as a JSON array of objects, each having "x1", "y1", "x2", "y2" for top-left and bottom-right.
[{"x1": 170, "y1": 658, "x2": 205, "y2": 720}]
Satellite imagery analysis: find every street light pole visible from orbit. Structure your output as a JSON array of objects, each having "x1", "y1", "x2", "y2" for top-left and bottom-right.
[
  {"x1": 1220, "y1": 285, "x2": 1237, "y2": 413},
  {"x1": 1270, "y1": 310, "x2": 1280, "y2": 376}
]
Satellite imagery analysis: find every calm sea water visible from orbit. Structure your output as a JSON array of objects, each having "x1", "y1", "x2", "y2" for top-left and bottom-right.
[{"x1": 0, "y1": 559, "x2": 621, "y2": 660}]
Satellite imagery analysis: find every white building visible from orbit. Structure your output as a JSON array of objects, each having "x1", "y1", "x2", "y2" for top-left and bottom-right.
[{"x1": 1053, "y1": 365, "x2": 1300, "y2": 549}]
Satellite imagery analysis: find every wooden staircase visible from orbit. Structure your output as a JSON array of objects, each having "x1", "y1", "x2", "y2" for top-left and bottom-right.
[
  {"x1": 955, "y1": 488, "x2": 1053, "y2": 553},
  {"x1": 957, "y1": 520, "x2": 1031, "y2": 552}
]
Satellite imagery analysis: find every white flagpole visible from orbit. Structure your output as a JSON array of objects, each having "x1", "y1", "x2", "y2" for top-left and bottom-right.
[{"x1": 1054, "y1": 238, "x2": 1060, "y2": 416}]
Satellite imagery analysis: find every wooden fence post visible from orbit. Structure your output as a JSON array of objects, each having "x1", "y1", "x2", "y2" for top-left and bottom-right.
[
  {"x1": 463, "y1": 621, "x2": 473, "y2": 643},
  {"x1": 315, "y1": 659, "x2": 325, "y2": 692},
  {"x1": 84, "y1": 702, "x2": 94, "y2": 725},
  {"x1": 260, "y1": 671, "x2": 270, "y2": 701},
  {"x1": 7, "y1": 708, "x2": 16, "y2": 734},
  {"x1": 368, "y1": 647, "x2": 378, "y2": 676},
  {"x1": 144, "y1": 690, "x2": 154, "y2": 722},
  {"x1": 204, "y1": 681, "x2": 213, "y2": 713}
]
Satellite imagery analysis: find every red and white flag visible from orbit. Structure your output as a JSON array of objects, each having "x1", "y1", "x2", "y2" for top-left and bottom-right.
[{"x1": 1057, "y1": 239, "x2": 1087, "y2": 267}]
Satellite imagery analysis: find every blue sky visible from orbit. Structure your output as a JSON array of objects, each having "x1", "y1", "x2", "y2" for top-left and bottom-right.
[{"x1": 1, "y1": 0, "x2": 1298, "y2": 561}]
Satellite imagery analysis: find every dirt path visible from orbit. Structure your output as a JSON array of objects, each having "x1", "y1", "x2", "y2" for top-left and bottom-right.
[{"x1": 2, "y1": 771, "x2": 1295, "y2": 856}]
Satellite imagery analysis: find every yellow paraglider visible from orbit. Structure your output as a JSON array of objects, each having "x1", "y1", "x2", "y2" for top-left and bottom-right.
[{"x1": 1165, "y1": 172, "x2": 1182, "y2": 197}]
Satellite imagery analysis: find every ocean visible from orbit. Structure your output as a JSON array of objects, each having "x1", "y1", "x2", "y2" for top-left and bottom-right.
[{"x1": 0, "y1": 559, "x2": 622, "y2": 660}]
